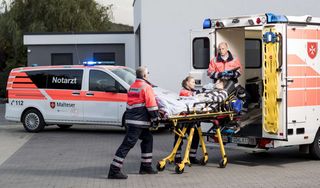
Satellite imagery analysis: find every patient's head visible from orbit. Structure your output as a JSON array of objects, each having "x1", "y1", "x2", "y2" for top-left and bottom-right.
[{"x1": 182, "y1": 76, "x2": 195, "y2": 90}]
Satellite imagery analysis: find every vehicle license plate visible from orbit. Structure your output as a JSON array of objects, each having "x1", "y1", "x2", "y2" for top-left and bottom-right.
[{"x1": 231, "y1": 137, "x2": 250, "y2": 144}]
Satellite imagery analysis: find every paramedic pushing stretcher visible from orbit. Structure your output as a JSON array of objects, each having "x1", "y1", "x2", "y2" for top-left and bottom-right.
[
  {"x1": 173, "y1": 76, "x2": 200, "y2": 164},
  {"x1": 108, "y1": 67, "x2": 160, "y2": 179}
]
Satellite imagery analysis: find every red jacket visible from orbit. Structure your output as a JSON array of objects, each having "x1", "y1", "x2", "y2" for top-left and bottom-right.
[
  {"x1": 125, "y1": 79, "x2": 159, "y2": 128},
  {"x1": 207, "y1": 51, "x2": 241, "y2": 81},
  {"x1": 179, "y1": 88, "x2": 195, "y2": 97}
]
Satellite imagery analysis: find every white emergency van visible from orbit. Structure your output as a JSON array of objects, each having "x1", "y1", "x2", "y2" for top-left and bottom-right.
[
  {"x1": 5, "y1": 63, "x2": 136, "y2": 132},
  {"x1": 190, "y1": 13, "x2": 320, "y2": 159}
]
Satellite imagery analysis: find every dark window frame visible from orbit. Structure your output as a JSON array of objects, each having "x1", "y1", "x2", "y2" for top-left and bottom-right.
[
  {"x1": 51, "y1": 53, "x2": 73, "y2": 65},
  {"x1": 27, "y1": 69, "x2": 83, "y2": 90},
  {"x1": 245, "y1": 39, "x2": 262, "y2": 69},
  {"x1": 89, "y1": 70, "x2": 126, "y2": 93},
  {"x1": 192, "y1": 37, "x2": 210, "y2": 69}
]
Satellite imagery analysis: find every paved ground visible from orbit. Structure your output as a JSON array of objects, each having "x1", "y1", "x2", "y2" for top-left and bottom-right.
[{"x1": 0, "y1": 104, "x2": 320, "y2": 188}]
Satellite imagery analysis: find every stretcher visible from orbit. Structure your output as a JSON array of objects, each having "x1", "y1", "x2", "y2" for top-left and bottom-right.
[{"x1": 157, "y1": 102, "x2": 237, "y2": 174}]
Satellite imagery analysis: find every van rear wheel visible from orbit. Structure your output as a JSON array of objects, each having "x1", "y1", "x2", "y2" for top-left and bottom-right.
[
  {"x1": 22, "y1": 109, "x2": 45, "y2": 133},
  {"x1": 309, "y1": 129, "x2": 320, "y2": 159}
]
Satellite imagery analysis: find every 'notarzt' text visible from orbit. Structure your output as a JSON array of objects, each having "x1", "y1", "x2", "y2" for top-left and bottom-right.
[{"x1": 52, "y1": 77, "x2": 77, "y2": 84}]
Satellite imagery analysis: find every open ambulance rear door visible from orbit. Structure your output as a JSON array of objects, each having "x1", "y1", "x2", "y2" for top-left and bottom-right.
[
  {"x1": 261, "y1": 24, "x2": 288, "y2": 140},
  {"x1": 189, "y1": 28, "x2": 215, "y2": 88}
]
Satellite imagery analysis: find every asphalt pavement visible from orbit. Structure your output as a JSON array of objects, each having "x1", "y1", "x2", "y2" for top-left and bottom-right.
[{"x1": 0, "y1": 104, "x2": 320, "y2": 188}]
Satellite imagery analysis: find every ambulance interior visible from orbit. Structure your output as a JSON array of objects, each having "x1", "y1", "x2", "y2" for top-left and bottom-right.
[{"x1": 216, "y1": 26, "x2": 264, "y2": 137}]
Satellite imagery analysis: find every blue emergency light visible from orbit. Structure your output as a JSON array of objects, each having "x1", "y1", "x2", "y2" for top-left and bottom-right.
[
  {"x1": 265, "y1": 13, "x2": 288, "y2": 23},
  {"x1": 83, "y1": 61, "x2": 115, "y2": 66},
  {"x1": 203, "y1": 18, "x2": 212, "y2": 29}
]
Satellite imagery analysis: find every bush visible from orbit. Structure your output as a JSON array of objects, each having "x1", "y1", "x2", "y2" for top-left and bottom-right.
[{"x1": 0, "y1": 70, "x2": 9, "y2": 98}]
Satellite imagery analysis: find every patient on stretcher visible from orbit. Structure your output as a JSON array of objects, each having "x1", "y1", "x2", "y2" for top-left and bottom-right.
[{"x1": 154, "y1": 79, "x2": 244, "y2": 119}]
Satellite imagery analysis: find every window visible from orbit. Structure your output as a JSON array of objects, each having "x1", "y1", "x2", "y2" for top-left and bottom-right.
[
  {"x1": 193, "y1": 37, "x2": 210, "y2": 69},
  {"x1": 26, "y1": 71, "x2": 47, "y2": 88},
  {"x1": 93, "y1": 53, "x2": 115, "y2": 65},
  {"x1": 245, "y1": 39, "x2": 262, "y2": 68},
  {"x1": 51, "y1": 53, "x2": 73, "y2": 65},
  {"x1": 111, "y1": 68, "x2": 136, "y2": 85},
  {"x1": 27, "y1": 69, "x2": 83, "y2": 90},
  {"x1": 89, "y1": 70, "x2": 126, "y2": 93}
]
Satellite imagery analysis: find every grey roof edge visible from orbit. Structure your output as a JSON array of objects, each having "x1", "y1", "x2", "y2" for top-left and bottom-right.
[{"x1": 24, "y1": 31, "x2": 134, "y2": 35}]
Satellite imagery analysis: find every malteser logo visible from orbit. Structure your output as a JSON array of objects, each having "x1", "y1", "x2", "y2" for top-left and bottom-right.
[
  {"x1": 307, "y1": 42, "x2": 318, "y2": 59},
  {"x1": 52, "y1": 77, "x2": 77, "y2": 84},
  {"x1": 57, "y1": 102, "x2": 75, "y2": 108},
  {"x1": 50, "y1": 102, "x2": 56, "y2": 109}
]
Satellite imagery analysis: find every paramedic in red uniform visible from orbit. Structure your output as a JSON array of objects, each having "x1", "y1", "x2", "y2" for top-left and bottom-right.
[
  {"x1": 173, "y1": 76, "x2": 200, "y2": 164},
  {"x1": 108, "y1": 66, "x2": 160, "y2": 179},
  {"x1": 207, "y1": 42, "x2": 241, "y2": 83},
  {"x1": 208, "y1": 42, "x2": 247, "y2": 112}
]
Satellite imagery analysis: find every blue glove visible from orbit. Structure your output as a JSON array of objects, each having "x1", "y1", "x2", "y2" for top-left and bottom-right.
[{"x1": 226, "y1": 71, "x2": 234, "y2": 77}]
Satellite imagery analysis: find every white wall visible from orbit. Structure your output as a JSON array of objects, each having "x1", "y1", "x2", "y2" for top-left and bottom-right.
[{"x1": 135, "y1": 0, "x2": 320, "y2": 92}]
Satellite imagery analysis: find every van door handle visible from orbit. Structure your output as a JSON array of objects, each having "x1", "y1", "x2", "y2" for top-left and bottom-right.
[
  {"x1": 86, "y1": 93, "x2": 94, "y2": 96},
  {"x1": 72, "y1": 92, "x2": 80, "y2": 96}
]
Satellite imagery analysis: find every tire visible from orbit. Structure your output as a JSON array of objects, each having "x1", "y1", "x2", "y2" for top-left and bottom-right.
[
  {"x1": 309, "y1": 129, "x2": 320, "y2": 159},
  {"x1": 22, "y1": 109, "x2": 45, "y2": 133},
  {"x1": 57, "y1": 124, "x2": 73, "y2": 129}
]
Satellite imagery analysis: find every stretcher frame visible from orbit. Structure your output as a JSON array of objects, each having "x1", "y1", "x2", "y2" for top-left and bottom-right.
[{"x1": 157, "y1": 110, "x2": 235, "y2": 174}]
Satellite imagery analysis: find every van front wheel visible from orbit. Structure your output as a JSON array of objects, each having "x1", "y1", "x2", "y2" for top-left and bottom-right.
[
  {"x1": 309, "y1": 129, "x2": 320, "y2": 159},
  {"x1": 22, "y1": 109, "x2": 45, "y2": 133}
]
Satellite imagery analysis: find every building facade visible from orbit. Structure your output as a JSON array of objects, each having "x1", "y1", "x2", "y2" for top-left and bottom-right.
[
  {"x1": 134, "y1": 0, "x2": 320, "y2": 92},
  {"x1": 24, "y1": 32, "x2": 135, "y2": 69}
]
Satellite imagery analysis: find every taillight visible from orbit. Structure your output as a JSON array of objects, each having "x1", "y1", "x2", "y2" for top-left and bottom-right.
[{"x1": 256, "y1": 17, "x2": 261, "y2": 24}]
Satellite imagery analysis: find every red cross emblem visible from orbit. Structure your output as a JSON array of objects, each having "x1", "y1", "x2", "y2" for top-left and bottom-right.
[{"x1": 307, "y1": 42, "x2": 318, "y2": 59}]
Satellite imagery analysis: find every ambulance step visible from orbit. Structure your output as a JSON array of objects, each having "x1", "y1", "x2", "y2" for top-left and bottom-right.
[{"x1": 205, "y1": 143, "x2": 268, "y2": 153}]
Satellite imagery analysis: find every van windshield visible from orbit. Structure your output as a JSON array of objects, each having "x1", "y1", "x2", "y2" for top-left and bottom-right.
[{"x1": 111, "y1": 68, "x2": 136, "y2": 85}]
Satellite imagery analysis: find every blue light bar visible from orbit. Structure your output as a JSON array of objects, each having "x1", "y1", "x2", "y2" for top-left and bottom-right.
[
  {"x1": 203, "y1": 18, "x2": 212, "y2": 29},
  {"x1": 83, "y1": 61, "x2": 115, "y2": 66},
  {"x1": 83, "y1": 61, "x2": 98, "y2": 66},
  {"x1": 265, "y1": 13, "x2": 288, "y2": 23}
]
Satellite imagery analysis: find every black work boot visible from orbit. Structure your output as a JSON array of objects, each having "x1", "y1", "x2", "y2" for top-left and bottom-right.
[
  {"x1": 108, "y1": 165, "x2": 128, "y2": 179},
  {"x1": 190, "y1": 157, "x2": 200, "y2": 164},
  {"x1": 139, "y1": 164, "x2": 158, "y2": 174}
]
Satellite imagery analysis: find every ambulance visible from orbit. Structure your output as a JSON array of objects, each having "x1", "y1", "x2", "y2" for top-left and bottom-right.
[
  {"x1": 190, "y1": 13, "x2": 320, "y2": 159},
  {"x1": 5, "y1": 63, "x2": 136, "y2": 132}
]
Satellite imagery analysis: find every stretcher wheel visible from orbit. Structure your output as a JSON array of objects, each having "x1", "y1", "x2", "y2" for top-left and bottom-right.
[
  {"x1": 200, "y1": 157, "x2": 208, "y2": 166},
  {"x1": 156, "y1": 161, "x2": 166, "y2": 171},
  {"x1": 219, "y1": 159, "x2": 227, "y2": 168},
  {"x1": 175, "y1": 164, "x2": 184, "y2": 174}
]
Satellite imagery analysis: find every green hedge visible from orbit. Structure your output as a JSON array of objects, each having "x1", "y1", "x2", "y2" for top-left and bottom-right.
[{"x1": 0, "y1": 70, "x2": 10, "y2": 98}]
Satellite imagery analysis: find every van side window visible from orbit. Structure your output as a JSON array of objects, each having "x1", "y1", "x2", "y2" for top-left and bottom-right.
[
  {"x1": 193, "y1": 37, "x2": 210, "y2": 69},
  {"x1": 27, "y1": 70, "x2": 83, "y2": 90},
  {"x1": 89, "y1": 70, "x2": 126, "y2": 92}
]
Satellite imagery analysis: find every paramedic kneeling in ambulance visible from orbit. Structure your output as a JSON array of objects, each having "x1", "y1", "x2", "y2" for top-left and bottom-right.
[
  {"x1": 108, "y1": 67, "x2": 160, "y2": 179},
  {"x1": 207, "y1": 42, "x2": 241, "y2": 83}
]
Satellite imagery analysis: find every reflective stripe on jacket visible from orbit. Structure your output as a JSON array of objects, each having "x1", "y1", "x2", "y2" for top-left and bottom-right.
[{"x1": 125, "y1": 79, "x2": 159, "y2": 128}]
